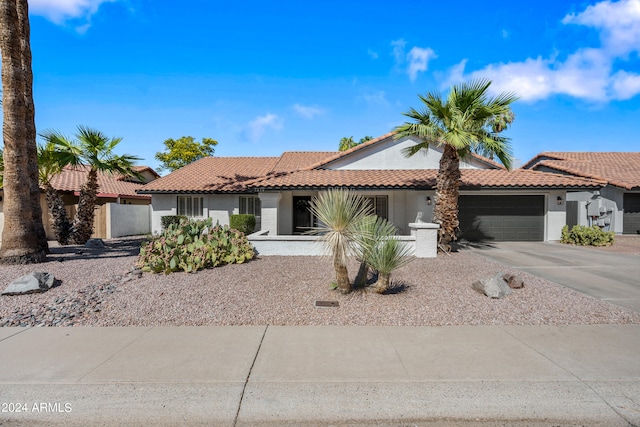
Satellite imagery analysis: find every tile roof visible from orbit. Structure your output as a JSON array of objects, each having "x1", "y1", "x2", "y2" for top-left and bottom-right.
[
  {"x1": 139, "y1": 152, "x2": 340, "y2": 193},
  {"x1": 138, "y1": 157, "x2": 281, "y2": 193},
  {"x1": 251, "y1": 169, "x2": 604, "y2": 190},
  {"x1": 523, "y1": 152, "x2": 640, "y2": 190},
  {"x1": 49, "y1": 165, "x2": 153, "y2": 199}
]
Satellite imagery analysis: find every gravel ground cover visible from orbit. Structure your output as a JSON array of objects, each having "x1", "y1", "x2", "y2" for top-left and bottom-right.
[{"x1": 1, "y1": 236, "x2": 639, "y2": 327}]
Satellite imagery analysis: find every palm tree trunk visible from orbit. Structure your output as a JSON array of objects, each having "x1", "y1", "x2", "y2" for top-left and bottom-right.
[
  {"x1": 17, "y1": 0, "x2": 48, "y2": 254},
  {"x1": 371, "y1": 272, "x2": 390, "y2": 294},
  {"x1": 0, "y1": 0, "x2": 46, "y2": 263},
  {"x1": 45, "y1": 184, "x2": 71, "y2": 245},
  {"x1": 70, "y1": 168, "x2": 98, "y2": 244},
  {"x1": 334, "y1": 255, "x2": 352, "y2": 294},
  {"x1": 353, "y1": 261, "x2": 369, "y2": 288},
  {"x1": 433, "y1": 144, "x2": 461, "y2": 251}
]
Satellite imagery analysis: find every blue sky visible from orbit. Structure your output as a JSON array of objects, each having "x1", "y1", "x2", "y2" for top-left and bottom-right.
[{"x1": 19, "y1": 0, "x2": 640, "y2": 173}]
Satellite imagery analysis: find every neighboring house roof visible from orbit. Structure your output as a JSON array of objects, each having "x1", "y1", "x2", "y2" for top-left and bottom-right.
[
  {"x1": 251, "y1": 169, "x2": 605, "y2": 191},
  {"x1": 49, "y1": 165, "x2": 155, "y2": 199},
  {"x1": 522, "y1": 152, "x2": 640, "y2": 190}
]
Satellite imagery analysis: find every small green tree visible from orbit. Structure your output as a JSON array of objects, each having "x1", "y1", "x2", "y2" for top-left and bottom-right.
[
  {"x1": 338, "y1": 135, "x2": 374, "y2": 151},
  {"x1": 154, "y1": 136, "x2": 218, "y2": 172}
]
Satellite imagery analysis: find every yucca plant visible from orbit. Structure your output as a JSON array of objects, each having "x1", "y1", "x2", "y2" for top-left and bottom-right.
[
  {"x1": 352, "y1": 215, "x2": 398, "y2": 288},
  {"x1": 308, "y1": 188, "x2": 372, "y2": 294},
  {"x1": 367, "y1": 237, "x2": 414, "y2": 294}
]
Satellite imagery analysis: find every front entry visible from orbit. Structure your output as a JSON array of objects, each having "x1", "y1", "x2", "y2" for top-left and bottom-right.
[{"x1": 293, "y1": 196, "x2": 314, "y2": 234}]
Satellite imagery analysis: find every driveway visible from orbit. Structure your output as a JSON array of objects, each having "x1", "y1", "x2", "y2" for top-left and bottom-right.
[{"x1": 470, "y1": 241, "x2": 640, "y2": 313}]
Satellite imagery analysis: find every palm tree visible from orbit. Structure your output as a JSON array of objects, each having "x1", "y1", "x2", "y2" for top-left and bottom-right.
[
  {"x1": 0, "y1": 0, "x2": 47, "y2": 263},
  {"x1": 309, "y1": 188, "x2": 372, "y2": 294},
  {"x1": 37, "y1": 143, "x2": 72, "y2": 244},
  {"x1": 338, "y1": 135, "x2": 374, "y2": 151},
  {"x1": 394, "y1": 79, "x2": 517, "y2": 251},
  {"x1": 41, "y1": 126, "x2": 141, "y2": 244}
]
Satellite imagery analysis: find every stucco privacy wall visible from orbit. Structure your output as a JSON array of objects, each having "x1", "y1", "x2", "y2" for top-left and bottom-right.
[
  {"x1": 107, "y1": 204, "x2": 151, "y2": 238},
  {"x1": 327, "y1": 136, "x2": 491, "y2": 170}
]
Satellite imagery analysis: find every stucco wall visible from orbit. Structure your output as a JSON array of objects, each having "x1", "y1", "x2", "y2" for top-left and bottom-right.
[
  {"x1": 327, "y1": 136, "x2": 491, "y2": 170},
  {"x1": 566, "y1": 188, "x2": 623, "y2": 233},
  {"x1": 107, "y1": 203, "x2": 151, "y2": 238},
  {"x1": 208, "y1": 194, "x2": 237, "y2": 227},
  {"x1": 546, "y1": 190, "x2": 567, "y2": 241},
  {"x1": 150, "y1": 194, "x2": 177, "y2": 235}
]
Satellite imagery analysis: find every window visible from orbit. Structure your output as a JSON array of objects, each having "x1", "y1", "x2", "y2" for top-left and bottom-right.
[
  {"x1": 239, "y1": 196, "x2": 261, "y2": 217},
  {"x1": 177, "y1": 196, "x2": 204, "y2": 217},
  {"x1": 363, "y1": 195, "x2": 388, "y2": 219}
]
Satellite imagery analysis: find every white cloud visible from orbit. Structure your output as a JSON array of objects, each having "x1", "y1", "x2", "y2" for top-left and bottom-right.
[
  {"x1": 562, "y1": 0, "x2": 640, "y2": 55},
  {"x1": 407, "y1": 46, "x2": 437, "y2": 82},
  {"x1": 501, "y1": 29, "x2": 510, "y2": 39},
  {"x1": 292, "y1": 103, "x2": 324, "y2": 119},
  {"x1": 391, "y1": 39, "x2": 406, "y2": 64},
  {"x1": 29, "y1": 0, "x2": 117, "y2": 24},
  {"x1": 446, "y1": 0, "x2": 640, "y2": 102},
  {"x1": 362, "y1": 90, "x2": 389, "y2": 106},
  {"x1": 367, "y1": 49, "x2": 379, "y2": 59},
  {"x1": 245, "y1": 113, "x2": 283, "y2": 142}
]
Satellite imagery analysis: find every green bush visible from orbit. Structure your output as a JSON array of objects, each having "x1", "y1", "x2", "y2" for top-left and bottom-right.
[
  {"x1": 560, "y1": 225, "x2": 615, "y2": 247},
  {"x1": 137, "y1": 217, "x2": 255, "y2": 274},
  {"x1": 161, "y1": 215, "x2": 187, "y2": 231},
  {"x1": 230, "y1": 214, "x2": 256, "y2": 235}
]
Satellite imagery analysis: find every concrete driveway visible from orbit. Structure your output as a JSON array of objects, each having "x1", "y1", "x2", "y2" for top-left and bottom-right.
[{"x1": 469, "y1": 242, "x2": 640, "y2": 313}]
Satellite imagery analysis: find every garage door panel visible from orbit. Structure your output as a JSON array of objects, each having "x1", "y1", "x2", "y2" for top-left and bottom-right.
[
  {"x1": 459, "y1": 195, "x2": 545, "y2": 242},
  {"x1": 623, "y1": 194, "x2": 640, "y2": 234}
]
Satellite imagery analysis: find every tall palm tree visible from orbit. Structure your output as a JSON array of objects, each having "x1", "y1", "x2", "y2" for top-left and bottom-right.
[
  {"x1": 394, "y1": 79, "x2": 517, "y2": 251},
  {"x1": 0, "y1": 0, "x2": 47, "y2": 263},
  {"x1": 309, "y1": 188, "x2": 372, "y2": 294},
  {"x1": 338, "y1": 136, "x2": 356, "y2": 151},
  {"x1": 41, "y1": 126, "x2": 141, "y2": 244}
]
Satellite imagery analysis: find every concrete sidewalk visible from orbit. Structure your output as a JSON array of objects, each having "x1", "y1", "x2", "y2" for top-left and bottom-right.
[{"x1": 1, "y1": 325, "x2": 639, "y2": 426}]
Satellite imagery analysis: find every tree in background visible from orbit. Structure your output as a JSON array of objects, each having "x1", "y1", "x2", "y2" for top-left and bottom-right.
[
  {"x1": 41, "y1": 126, "x2": 141, "y2": 244},
  {"x1": 37, "y1": 142, "x2": 71, "y2": 245},
  {"x1": 154, "y1": 136, "x2": 218, "y2": 172},
  {"x1": 394, "y1": 79, "x2": 517, "y2": 251},
  {"x1": 338, "y1": 135, "x2": 373, "y2": 151},
  {"x1": 0, "y1": 0, "x2": 48, "y2": 263}
]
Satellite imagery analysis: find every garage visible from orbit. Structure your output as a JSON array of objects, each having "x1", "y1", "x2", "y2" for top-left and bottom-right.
[
  {"x1": 458, "y1": 195, "x2": 545, "y2": 241},
  {"x1": 623, "y1": 193, "x2": 640, "y2": 234}
]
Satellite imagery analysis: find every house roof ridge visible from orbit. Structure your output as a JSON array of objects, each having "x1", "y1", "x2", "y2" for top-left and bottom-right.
[{"x1": 533, "y1": 159, "x2": 630, "y2": 189}]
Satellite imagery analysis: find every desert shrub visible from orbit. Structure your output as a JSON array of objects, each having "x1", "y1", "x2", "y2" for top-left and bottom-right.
[
  {"x1": 161, "y1": 215, "x2": 187, "y2": 231},
  {"x1": 137, "y1": 217, "x2": 255, "y2": 274},
  {"x1": 560, "y1": 225, "x2": 615, "y2": 247},
  {"x1": 230, "y1": 214, "x2": 256, "y2": 235}
]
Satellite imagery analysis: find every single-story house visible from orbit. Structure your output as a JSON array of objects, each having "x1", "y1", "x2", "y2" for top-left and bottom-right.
[
  {"x1": 0, "y1": 165, "x2": 159, "y2": 240},
  {"x1": 523, "y1": 152, "x2": 640, "y2": 235},
  {"x1": 138, "y1": 132, "x2": 618, "y2": 242}
]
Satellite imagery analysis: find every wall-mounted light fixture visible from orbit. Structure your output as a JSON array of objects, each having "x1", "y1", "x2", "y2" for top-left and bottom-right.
[
  {"x1": 426, "y1": 196, "x2": 432, "y2": 205},
  {"x1": 557, "y1": 196, "x2": 563, "y2": 205}
]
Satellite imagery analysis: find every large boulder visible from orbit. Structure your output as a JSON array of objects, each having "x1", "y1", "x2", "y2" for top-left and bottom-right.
[
  {"x1": 2, "y1": 272, "x2": 55, "y2": 296},
  {"x1": 472, "y1": 272, "x2": 513, "y2": 299}
]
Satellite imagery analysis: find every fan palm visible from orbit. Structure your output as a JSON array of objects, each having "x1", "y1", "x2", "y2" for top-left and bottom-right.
[
  {"x1": 394, "y1": 79, "x2": 517, "y2": 250},
  {"x1": 40, "y1": 126, "x2": 141, "y2": 244},
  {"x1": 309, "y1": 188, "x2": 372, "y2": 294},
  {"x1": 37, "y1": 142, "x2": 72, "y2": 244}
]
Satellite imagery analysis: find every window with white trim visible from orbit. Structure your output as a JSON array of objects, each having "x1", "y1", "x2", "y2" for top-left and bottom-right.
[
  {"x1": 177, "y1": 196, "x2": 204, "y2": 217},
  {"x1": 363, "y1": 195, "x2": 388, "y2": 219},
  {"x1": 239, "y1": 196, "x2": 261, "y2": 217}
]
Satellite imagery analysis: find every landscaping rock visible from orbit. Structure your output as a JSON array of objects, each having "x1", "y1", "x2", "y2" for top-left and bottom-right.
[
  {"x1": 2, "y1": 272, "x2": 55, "y2": 296},
  {"x1": 472, "y1": 272, "x2": 513, "y2": 299},
  {"x1": 503, "y1": 273, "x2": 525, "y2": 289},
  {"x1": 85, "y1": 238, "x2": 105, "y2": 249}
]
